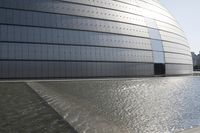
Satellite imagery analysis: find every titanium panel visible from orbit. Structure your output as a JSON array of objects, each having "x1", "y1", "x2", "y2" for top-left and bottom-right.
[{"x1": 0, "y1": 0, "x2": 193, "y2": 79}]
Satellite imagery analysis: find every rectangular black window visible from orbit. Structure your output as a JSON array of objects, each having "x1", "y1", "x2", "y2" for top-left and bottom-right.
[{"x1": 154, "y1": 63, "x2": 165, "y2": 75}]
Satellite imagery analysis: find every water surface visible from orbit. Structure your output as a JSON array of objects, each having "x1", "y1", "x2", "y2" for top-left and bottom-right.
[
  {"x1": 28, "y1": 76, "x2": 200, "y2": 133},
  {"x1": 1, "y1": 76, "x2": 200, "y2": 133},
  {"x1": 0, "y1": 82, "x2": 77, "y2": 133}
]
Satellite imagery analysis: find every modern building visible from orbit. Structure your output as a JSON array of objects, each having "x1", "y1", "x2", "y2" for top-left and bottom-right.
[{"x1": 0, "y1": 0, "x2": 193, "y2": 79}]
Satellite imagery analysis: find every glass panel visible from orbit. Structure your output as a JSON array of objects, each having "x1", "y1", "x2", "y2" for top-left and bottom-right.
[
  {"x1": 148, "y1": 28, "x2": 161, "y2": 39},
  {"x1": 151, "y1": 40, "x2": 164, "y2": 51},
  {"x1": 153, "y1": 51, "x2": 165, "y2": 63}
]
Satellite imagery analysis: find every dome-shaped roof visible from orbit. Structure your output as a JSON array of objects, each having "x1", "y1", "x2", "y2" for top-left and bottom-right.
[{"x1": 0, "y1": 0, "x2": 192, "y2": 78}]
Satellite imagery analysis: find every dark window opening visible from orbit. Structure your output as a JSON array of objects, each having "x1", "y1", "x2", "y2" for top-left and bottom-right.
[{"x1": 154, "y1": 63, "x2": 165, "y2": 75}]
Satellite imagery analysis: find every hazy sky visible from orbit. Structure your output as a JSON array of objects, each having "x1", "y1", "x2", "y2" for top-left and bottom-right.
[{"x1": 160, "y1": 0, "x2": 200, "y2": 54}]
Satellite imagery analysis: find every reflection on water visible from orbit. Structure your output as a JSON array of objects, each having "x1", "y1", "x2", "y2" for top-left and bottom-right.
[
  {"x1": 28, "y1": 76, "x2": 200, "y2": 133},
  {"x1": 0, "y1": 82, "x2": 77, "y2": 133}
]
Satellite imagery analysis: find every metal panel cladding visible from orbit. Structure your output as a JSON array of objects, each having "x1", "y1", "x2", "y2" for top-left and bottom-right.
[{"x1": 0, "y1": 0, "x2": 193, "y2": 79}]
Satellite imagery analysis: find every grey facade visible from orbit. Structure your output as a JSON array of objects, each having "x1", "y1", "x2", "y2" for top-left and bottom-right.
[{"x1": 0, "y1": 0, "x2": 193, "y2": 79}]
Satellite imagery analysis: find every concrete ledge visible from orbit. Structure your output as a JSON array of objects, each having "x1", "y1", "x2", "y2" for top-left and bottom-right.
[
  {"x1": 180, "y1": 127, "x2": 200, "y2": 133},
  {"x1": 193, "y1": 71, "x2": 200, "y2": 76}
]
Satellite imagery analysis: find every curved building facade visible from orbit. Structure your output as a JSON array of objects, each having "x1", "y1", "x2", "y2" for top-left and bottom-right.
[{"x1": 0, "y1": 0, "x2": 192, "y2": 79}]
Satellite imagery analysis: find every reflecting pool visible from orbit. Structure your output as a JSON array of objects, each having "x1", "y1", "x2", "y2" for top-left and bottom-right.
[{"x1": 27, "y1": 76, "x2": 200, "y2": 133}]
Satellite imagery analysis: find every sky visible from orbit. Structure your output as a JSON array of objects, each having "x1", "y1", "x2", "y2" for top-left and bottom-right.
[{"x1": 160, "y1": 0, "x2": 200, "y2": 54}]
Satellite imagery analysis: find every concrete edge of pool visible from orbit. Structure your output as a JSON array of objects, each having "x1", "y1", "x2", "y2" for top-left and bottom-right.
[
  {"x1": 179, "y1": 126, "x2": 200, "y2": 133},
  {"x1": 0, "y1": 75, "x2": 196, "y2": 83}
]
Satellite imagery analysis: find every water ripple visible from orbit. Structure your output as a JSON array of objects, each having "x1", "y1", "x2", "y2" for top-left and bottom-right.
[{"x1": 28, "y1": 76, "x2": 200, "y2": 133}]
